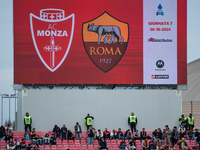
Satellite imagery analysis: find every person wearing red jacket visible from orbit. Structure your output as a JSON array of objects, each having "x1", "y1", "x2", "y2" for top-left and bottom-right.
[{"x1": 103, "y1": 128, "x2": 111, "y2": 140}]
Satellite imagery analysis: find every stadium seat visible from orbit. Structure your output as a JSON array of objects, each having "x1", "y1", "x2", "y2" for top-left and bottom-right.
[
  {"x1": 117, "y1": 140, "x2": 121, "y2": 145},
  {"x1": 191, "y1": 140, "x2": 196, "y2": 145},
  {"x1": 63, "y1": 145, "x2": 68, "y2": 149},
  {"x1": 94, "y1": 145, "x2": 99, "y2": 149},
  {"x1": 48, "y1": 130, "x2": 53, "y2": 135},
  {"x1": 44, "y1": 145, "x2": 50, "y2": 150},
  {"x1": 0, "y1": 146, "x2": 6, "y2": 150},
  {"x1": 69, "y1": 144, "x2": 75, "y2": 150},
  {"x1": 25, "y1": 140, "x2": 31, "y2": 145},
  {"x1": 13, "y1": 131, "x2": 17, "y2": 136},
  {"x1": 106, "y1": 140, "x2": 110, "y2": 144},
  {"x1": 57, "y1": 145, "x2": 62, "y2": 150},
  {"x1": 88, "y1": 145, "x2": 93, "y2": 150},
  {"x1": 81, "y1": 144, "x2": 87, "y2": 150},
  {"x1": 112, "y1": 144, "x2": 118, "y2": 150},
  {"x1": 68, "y1": 140, "x2": 74, "y2": 145},
  {"x1": 80, "y1": 140, "x2": 86, "y2": 145},
  {"x1": 74, "y1": 140, "x2": 80, "y2": 144},
  {"x1": 51, "y1": 145, "x2": 56, "y2": 150},
  {"x1": 36, "y1": 131, "x2": 42, "y2": 136},
  {"x1": 56, "y1": 139, "x2": 62, "y2": 145},
  {"x1": 18, "y1": 131, "x2": 24, "y2": 135},
  {"x1": 62, "y1": 140, "x2": 68, "y2": 145},
  {"x1": 42, "y1": 131, "x2": 48, "y2": 137},
  {"x1": 0, "y1": 141, "x2": 6, "y2": 146},
  {"x1": 75, "y1": 144, "x2": 81, "y2": 150},
  {"x1": 137, "y1": 145, "x2": 142, "y2": 150},
  {"x1": 93, "y1": 140, "x2": 98, "y2": 145},
  {"x1": 111, "y1": 140, "x2": 116, "y2": 145}
]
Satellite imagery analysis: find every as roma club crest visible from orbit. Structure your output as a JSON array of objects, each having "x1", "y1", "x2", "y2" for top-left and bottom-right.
[
  {"x1": 30, "y1": 9, "x2": 75, "y2": 72},
  {"x1": 82, "y1": 12, "x2": 129, "y2": 73}
]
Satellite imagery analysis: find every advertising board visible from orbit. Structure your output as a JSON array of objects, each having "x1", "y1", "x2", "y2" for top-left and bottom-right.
[{"x1": 14, "y1": 0, "x2": 187, "y2": 84}]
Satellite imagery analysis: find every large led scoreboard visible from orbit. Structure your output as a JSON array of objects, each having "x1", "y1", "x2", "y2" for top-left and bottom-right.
[{"x1": 14, "y1": 0, "x2": 187, "y2": 85}]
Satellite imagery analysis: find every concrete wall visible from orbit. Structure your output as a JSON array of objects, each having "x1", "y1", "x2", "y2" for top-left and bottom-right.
[{"x1": 17, "y1": 89, "x2": 182, "y2": 132}]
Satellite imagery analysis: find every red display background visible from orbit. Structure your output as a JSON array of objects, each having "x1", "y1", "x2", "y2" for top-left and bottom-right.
[{"x1": 14, "y1": 0, "x2": 187, "y2": 85}]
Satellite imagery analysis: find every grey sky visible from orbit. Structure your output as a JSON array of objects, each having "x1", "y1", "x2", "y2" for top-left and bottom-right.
[{"x1": 0, "y1": 0, "x2": 200, "y2": 123}]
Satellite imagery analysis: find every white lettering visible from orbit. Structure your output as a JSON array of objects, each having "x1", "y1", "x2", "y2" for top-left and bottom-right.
[
  {"x1": 37, "y1": 30, "x2": 44, "y2": 36},
  {"x1": 37, "y1": 30, "x2": 68, "y2": 37}
]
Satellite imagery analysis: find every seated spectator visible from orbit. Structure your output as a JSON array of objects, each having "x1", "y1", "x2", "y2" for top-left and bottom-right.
[
  {"x1": 20, "y1": 138, "x2": 26, "y2": 149},
  {"x1": 152, "y1": 129, "x2": 158, "y2": 141},
  {"x1": 110, "y1": 129, "x2": 117, "y2": 140},
  {"x1": 119, "y1": 139, "x2": 127, "y2": 149},
  {"x1": 50, "y1": 134, "x2": 56, "y2": 145},
  {"x1": 24, "y1": 131, "x2": 30, "y2": 140},
  {"x1": 103, "y1": 128, "x2": 111, "y2": 140},
  {"x1": 178, "y1": 125, "x2": 186, "y2": 140},
  {"x1": 26, "y1": 143, "x2": 32, "y2": 150},
  {"x1": 5, "y1": 129, "x2": 13, "y2": 142},
  {"x1": 149, "y1": 139, "x2": 156, "y2": 149},
  {"x1": 0, "y1": 125, "x2": 5, "y2": 133},
  {"x1": 30, "y1": 128, "x2": 37, "y2": 140},
  {"x1": 124, "y1": 129, "x2": 132, "y2": 140},
  {"x1": 6, "y1": 139, "x2": 16, "y2": 150},
  {"x1": 155, "y1": 138, "x2": 163, "y2": 150},
  {"x1": 194, "y1": 129, "x2": 200, "y2": 141},
  {"x1": 53, "y1": 125, "x2": 60, "y2": 139},
  {"x1": 117, "y1": 128, "x2": 124, "y2": 140},
  {"x1": 142, "y1": 138, "x2": 149, "y2": 150},
  {"x1": 187, "y1": 129, "x2": 195, "y2": 140},
  {"x1": 140, "y1": 128, "x2": 147, "y2": 140},
  {"x1": 96, "y1": 129, "x2": 103, "y2": 141},
  {"x1": 196, "y1": 134, "x2": 200, "y2": 145},
  {"x1": 5, "y1": 124, "x2": 13, "y2": 131},
  {"x1": 133, "y1": 130, "x2": 140, "y2": 140},
  {"x1": 43, "y1": 133, "x2": 50, "y2": 145},
  {"x1": 14, "y1": 139, "x2": 20, "y2": 149},
  {"x1": 157, "y1": 128, "x2": 162, "y2": 140},
  {"x1": 93, "y1": 128, "x2": 97, "y2": 140},
  {"x1": 98, "y1": 137, "x2": 109, "y2": 150},
  {"x1": 192, "y1": 144, "x2": 200, "y2": 150},
  {"x1": 33, "y1": 144, "x2": 40, "y2": 150},
  {"x1": 177, "y1": 138, "x2": 187, "y2": 149},
  {"x1": 36, "y1": 135, "x2": 43, "y2": 145},
  {"x1": 0, "y1": 128, "x2": 5, "y2": 141},
  {"x1": 129, "y1": 138, "x2": 136, "y2": 150},
  {"x1": 67, "y1": 130, "x2": 75, "y2": 140},
  {"x1": 61, "y1": 124, "x2": 68, "y2": 141},
  {"x1": 162, "y1": 129, "x2": 165, "y2": 140}
]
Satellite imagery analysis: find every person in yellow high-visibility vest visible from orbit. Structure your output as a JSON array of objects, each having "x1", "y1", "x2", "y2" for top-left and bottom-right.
[
  {"x1": 187, "y1": 113, "x2": 194, "y2": 130},
  {"x1": 24, "y1": 112, "x2": 32, "y2": 132},
  {"x1": 179, "y1": 115, "x2": 186, "y2": 126},
  {"x1": 85, "y1": 114, "x2": 94, "y2": 130},
  {"x1": 128, "y1": 112, "x2": 137, "y2": 134}
]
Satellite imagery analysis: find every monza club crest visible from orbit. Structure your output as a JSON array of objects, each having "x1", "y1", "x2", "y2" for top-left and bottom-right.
[
  {"x1": 82, "y1": 12, "x2": 129, "y2": 72},
  {"x1": 30, "y1": 9, "x2": 75, "y2": 72}
]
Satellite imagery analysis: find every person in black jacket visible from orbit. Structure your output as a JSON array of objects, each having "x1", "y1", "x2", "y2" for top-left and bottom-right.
[
  {"x1": 124, "y1": 129, "x2": 132, "y2": 140},
  {"x1": 171, "y1": 126, "x2": 178, "y2": 147},
  {"x1": 140, "y1": 128, "x2": 147, "y2": 140},
  {"x1": 98, "y1": 137, "x2": 109, "y2": 150},
  {"x1": 67, "y1": 130, "x2": 75, "y2": 140}
]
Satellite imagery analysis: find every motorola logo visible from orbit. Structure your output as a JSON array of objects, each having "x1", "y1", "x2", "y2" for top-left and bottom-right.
[{"x1": 156, "y1": 60, "x2": 164, "y2": 68}]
